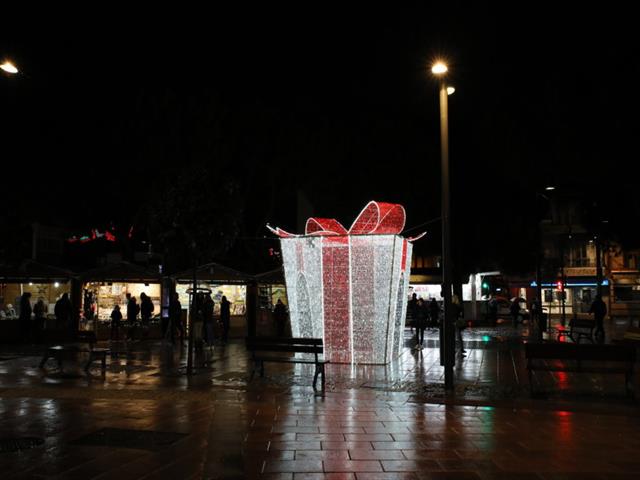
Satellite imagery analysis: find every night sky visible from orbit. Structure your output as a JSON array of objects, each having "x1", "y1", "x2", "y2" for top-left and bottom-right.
[{"x1": 2, "y1": 7, "x2": 639, "y2": 272}]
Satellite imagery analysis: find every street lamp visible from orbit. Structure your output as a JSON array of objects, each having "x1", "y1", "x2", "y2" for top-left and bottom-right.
[
  {"x1": 431, "y1": 60, "x2": 454, "y2": 391},
  {"x1": 0, "y1": 60, "x2": 18, "y2": 74}
]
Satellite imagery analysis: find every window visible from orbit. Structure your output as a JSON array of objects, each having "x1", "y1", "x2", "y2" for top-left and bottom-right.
[{"x1": 614, "y1": 285, "x2": 640, "y2": 302}]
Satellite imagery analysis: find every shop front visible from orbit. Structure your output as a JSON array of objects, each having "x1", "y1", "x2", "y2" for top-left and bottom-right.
[
  {"x1": 0, "y1": 261, "x2": 75, "y2": 342},
  {"x1": 532, "y1": 267, "x2": 610, "y2": 319},
  {"x1": 610, "y1": 270, "x2": 640, "y2": 320},
  {"x1": 172, "y1": 262, "x2": 252, "y2": 339},
  {"x1": 79, "y1": 262, "x2": 163, "y2": 339}
]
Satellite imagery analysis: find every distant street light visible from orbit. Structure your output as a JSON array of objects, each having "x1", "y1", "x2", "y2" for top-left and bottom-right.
[
  {"x1": 545, "y1": 186, "x2": 556, "y2": 191},
  {"x1": 446, "y1": 86, "x2": 456, "y2": 95},
  {"x1": 431, "y1": 60, "x2": 454, "y2": 390},
  {"x1": 1, "y1": 60, "x2": 18, "y2": 74}
]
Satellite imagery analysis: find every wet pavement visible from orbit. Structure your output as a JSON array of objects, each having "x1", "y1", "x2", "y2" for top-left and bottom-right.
[{"x1": 1, "y1": 318, "x2": 639, "y2": 479}]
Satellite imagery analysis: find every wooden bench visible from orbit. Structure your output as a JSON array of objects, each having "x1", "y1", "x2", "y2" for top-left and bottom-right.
[
  {"x1": 525, "y1": 342, "x2": 636, "y2": 397},
  {"x1": 556, "y1": 318, "x2": 595, "y2": 343},
  {"x1": 39, "y1": 331, "x2": 110, "y2": 374},
  {"x1": 246, "y1": 337, "x2": 327, "y2": 392}
]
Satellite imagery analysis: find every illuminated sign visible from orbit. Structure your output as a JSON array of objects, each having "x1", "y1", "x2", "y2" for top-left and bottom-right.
[{"x1": 269, "y1": 201, "x2": 421, "y2": 364}]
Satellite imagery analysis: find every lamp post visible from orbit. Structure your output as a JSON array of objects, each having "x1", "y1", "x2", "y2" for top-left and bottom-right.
[
  {"x1": 0, "y1": 60, "x2": 19, "y2": 75},
  {"x1": 432, "y1": 61, "x2": 454, "y2": 390}
]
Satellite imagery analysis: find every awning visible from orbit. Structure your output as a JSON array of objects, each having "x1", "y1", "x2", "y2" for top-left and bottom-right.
[
  {"x1": 80, "y1": 261, "x2": 162, "y2": 283},
  {"x1": 0, "y1": 260, "x2": 75, "y2": 283},
  {"x1": 172, "y1": 262, "x2": 252, "y2": 284}
]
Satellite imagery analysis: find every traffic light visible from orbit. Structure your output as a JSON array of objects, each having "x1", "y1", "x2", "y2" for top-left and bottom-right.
[
  {"x1": 481, "y1": 280, "x2": 490, "y2": 296},
  {"x1": 556, "y1": 280, "x2": 563, "y2": 291}
]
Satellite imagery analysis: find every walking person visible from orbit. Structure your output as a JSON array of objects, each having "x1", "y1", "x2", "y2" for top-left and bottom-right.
[
  {"x1": 19, "y1": 292, "x2": 32, "y2": 343},
  {"x1": 220, "y1": 295, "x2": 231, "y2": 344},
  {"x1": 590, "y1": 294, "x2": 607, "y2": 340},
  {"x1": 110, "y1": 304, "x2": 123, "y2": 341}
]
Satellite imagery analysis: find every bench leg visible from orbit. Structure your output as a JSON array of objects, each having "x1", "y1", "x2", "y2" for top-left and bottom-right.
[
  {"x1": 39, "y1": 352, "x2": 50, "y2": 369},
  {"x1": 313, "y1": 365, "x2": 320, "y2": 391},
  {"x1": 321, "y1": 364, "x2": 326, "y2": 392}
]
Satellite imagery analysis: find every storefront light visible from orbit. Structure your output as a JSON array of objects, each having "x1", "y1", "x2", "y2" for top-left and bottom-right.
[{"x1": 54, "y1": 282, "x2": 60, "y2": 288}]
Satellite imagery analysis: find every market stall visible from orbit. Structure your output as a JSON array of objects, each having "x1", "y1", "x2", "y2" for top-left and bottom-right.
[
  {"x1": 79, "y1": 262, "x2": 163, "y2": 339},
  {"x1": 172, "y1": 262, "x2": 252, "y2": 339},
  {"x1": 0, "y1": 260, "x2": 75, "y2": 342}
]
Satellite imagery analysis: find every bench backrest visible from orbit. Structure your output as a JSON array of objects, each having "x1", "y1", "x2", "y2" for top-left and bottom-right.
[
  {"x1": 525, "y1": 342, "x2": 636, "y2": 362},
  {"x1": 246, "y1": 337, "x2": 324, "y2": 355}
]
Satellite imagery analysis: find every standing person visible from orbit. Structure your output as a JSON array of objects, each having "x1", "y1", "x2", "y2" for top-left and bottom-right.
[
  {"x1": 453, "y1": 293, "x2": 466, "y2": 356},
  {"x1": 220, "y1": 295, "x2": 231, "y2": 344},
  {"x1": 590, "y1": 294, "x2": 607, "y2": 340},
  {"x1": 140, "y1": 292, "x2": 154, "y2": 339},
  {"x1": 54, "y1": 293, "x2": 73, "y2": 331},
  {"x1": 127, "y1": 296, "x2": 140, "y2": 341},
  {"x1": 110, "y1": 304, "x2": 123, "y2": 341},
  {"x1": 429, "y1": 298, "x2": 440, "y2": 327},
  {"x1": 33, "y1": 298, "x2": 46, "y2": 343},
  {"x1": 414, "y1": 299, "x2": 428, "y2": 350},
  {"x1": 510, "y1": 298, "x2": 521, "y2": 327},
  {"x1": 273, "y1": 299, "x2": 287, "y2": 337},
  {"x1": 202, "y1": 293, "x2": 215, "y2": 346},
  {"x1": 488, "y1": 295, "x2": 498, "y2": 325},
  {"x1": 408, "y1": 293, "x2": 418, "y2": 333},
  {"x1": 19, "y1": 292, "x2": 32, "y2": 343},
  {"x1": 168, "y1": 292, "x2": 183, "y2": 344}
]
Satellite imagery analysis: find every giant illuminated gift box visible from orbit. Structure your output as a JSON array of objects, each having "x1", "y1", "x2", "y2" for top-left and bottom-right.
[{"x1": 268, "y1": 201, "x2": 420, "y2": 364}]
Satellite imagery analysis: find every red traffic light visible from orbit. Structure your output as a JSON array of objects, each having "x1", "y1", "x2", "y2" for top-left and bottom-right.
[{"x1": 556, "y1": 280, "x2": 563, "y2": 290}]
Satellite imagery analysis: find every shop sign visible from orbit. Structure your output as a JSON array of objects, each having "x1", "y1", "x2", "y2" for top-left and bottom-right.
[{"x1": 563, "y1": 267, "x2": 597, "y2": 277}]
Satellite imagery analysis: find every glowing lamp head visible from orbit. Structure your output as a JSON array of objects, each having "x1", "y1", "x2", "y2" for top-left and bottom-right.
[
  {"x1": 446, "y1": 86, "x2": 455, "y2": 95},
  {"x1": 545, "y1": 186, "x2": 556, "y2": 191},
  {"x1": 0, "y1": 61, "x2": 18, "y2": 74},
  {"x1": 431, "y1": 62, "x2": 448, "y2": 75}
]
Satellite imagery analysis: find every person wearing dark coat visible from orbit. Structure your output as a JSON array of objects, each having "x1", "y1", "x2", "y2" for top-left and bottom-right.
[
  {"x1": 19, "y1": 292, "x2": 32, "y2": 342},
  {"x1": 54, "y1": 293, "x2": 72, "y2": 330},
  {"x1": 110, "y1": 305, "x2": 123, "y2": 341},
  {"x1": 140, "y1": 292, "x2": 154, "y2": 339},
  {"x1": 126, "y1": 296, "x2": 140, "y2": 340},
  {"x1": 202, "y1": 294, "x2": 215, "y2": 346},
  {"x1": 510, "y1": 299, "x2": 521, "y2": 327},
  {"x1": 414, "y1": 299, "x2": 428, "y2": 350},
  {"x1": 590, "y1": 294, "x2": 607, "y2": 339},
  {"x1": 220, "y1": 296, "x2": 231, "y2": 344},
  {"x1": 429, "y1": 298, "x2": 440, "y2": 327},
  {"x1": 273, "y1": 299, "x2": 288, "y2": 337},
  {"x1": 168, "y1": 292, "x2": 184, "y2": 344},
  {"x1": 33, "y1": 299, "x2": 46, "y2": 343}
]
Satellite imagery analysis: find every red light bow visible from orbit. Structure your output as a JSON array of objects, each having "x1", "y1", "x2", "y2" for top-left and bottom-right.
[{"x1": 268, "y1": 201, "x2": 411, "y2": 238}]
